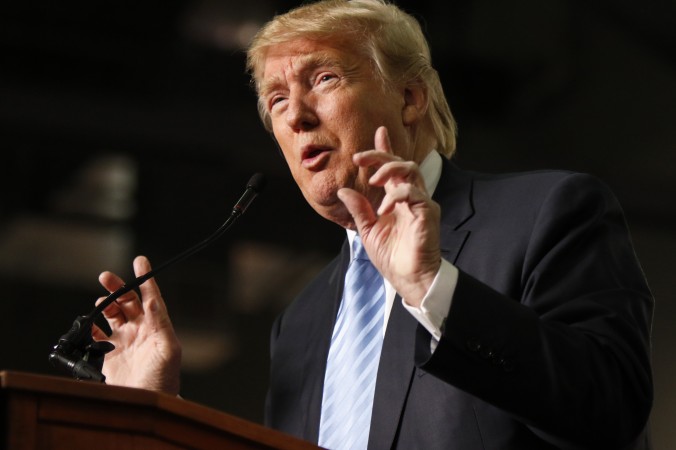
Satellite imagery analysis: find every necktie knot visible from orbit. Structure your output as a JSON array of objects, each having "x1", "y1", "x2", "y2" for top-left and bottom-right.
[{"x1": 352, "y1": 235, "x2": 369, "y2": 261}]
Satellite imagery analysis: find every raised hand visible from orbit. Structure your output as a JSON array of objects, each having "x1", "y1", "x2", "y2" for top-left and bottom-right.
[
  {"x1": 92, "y1": 256, "x2": 182, "y2": 395},
  {"x1": 337, "y1": 126, "x2": 442, "y2": 307}
]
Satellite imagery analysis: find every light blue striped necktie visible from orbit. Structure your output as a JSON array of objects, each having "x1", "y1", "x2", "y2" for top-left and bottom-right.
[{"x1": 318, "y1": 235, "x2": 386, "y2": 450}]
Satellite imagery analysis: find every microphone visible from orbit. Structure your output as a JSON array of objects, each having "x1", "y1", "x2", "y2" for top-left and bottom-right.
[
  {"x1": 234, "y1": 173, "x2": 266, "y2": 215},
  {"x1": 49, "y1": 173, "x2": 266, "y2": 382}
]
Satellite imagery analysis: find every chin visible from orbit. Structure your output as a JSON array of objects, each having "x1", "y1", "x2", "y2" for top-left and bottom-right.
[{"x1": 313, "y1": 200, "x2": 355, "y2": 230}]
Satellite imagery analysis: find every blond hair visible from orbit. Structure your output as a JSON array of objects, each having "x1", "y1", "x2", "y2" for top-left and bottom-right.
[{"x1": 246, "y1": 0, "x2": 457, "y2": 158}]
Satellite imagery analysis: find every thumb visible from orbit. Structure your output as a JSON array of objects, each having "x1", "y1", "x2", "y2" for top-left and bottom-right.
[{"x1": 337, "y1": 187, "x2": 377, "y2": 235}]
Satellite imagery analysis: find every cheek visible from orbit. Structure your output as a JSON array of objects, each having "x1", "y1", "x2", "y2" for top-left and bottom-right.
[
  {"x1": 328, "y1": 108, "x2": 374, "y2": 150},
  {"x1": 271, "y1": 127, "x2": 294, "y2": 159},
  {"x1": 350, "y1": 97, "x2": 393, "y2": 136}
]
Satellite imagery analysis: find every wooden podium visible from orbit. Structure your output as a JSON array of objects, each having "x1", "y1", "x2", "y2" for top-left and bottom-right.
[{"x1": 1, "y1": 370, "x2": 319, "y2": 450}]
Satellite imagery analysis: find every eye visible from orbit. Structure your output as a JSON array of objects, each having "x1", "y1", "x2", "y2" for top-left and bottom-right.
[
  {"x1": 268, "y1": 95, "x2": 286, "y2": 111},
  {"x1": 316, "y1": 73, "x2": 337, "y2": 85}
]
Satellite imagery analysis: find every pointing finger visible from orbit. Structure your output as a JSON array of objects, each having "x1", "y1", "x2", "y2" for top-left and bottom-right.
[{"x1": 374, "y1": 126, "x2": 392, "y2": 154}]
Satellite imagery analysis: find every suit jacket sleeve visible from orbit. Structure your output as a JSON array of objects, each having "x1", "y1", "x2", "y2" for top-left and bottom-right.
[{"x1": 417, "y1": 172, "x2": 653, "y2": 449}]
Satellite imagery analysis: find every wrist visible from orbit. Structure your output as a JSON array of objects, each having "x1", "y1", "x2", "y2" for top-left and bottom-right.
[{"x1": 399, "y1": 262, "x2": 441, "y2": 308}]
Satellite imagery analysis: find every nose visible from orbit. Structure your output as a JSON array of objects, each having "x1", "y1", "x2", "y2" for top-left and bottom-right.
[{"x1": 285, "y1": 90, "x2": 318, "y2": 132}]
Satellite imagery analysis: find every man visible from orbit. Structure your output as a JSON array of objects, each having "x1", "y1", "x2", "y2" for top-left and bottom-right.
[{"x1": 94, "y1": 1, "x2": 654, "y2": 448}]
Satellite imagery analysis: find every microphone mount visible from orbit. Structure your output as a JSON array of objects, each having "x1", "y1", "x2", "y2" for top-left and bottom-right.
[{"x1": 48, "y1": 173, "x2": 266, "y2": 382}]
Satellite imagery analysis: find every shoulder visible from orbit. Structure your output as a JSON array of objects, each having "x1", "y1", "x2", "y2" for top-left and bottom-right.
[
  {"x1": 468, "y1": 166, "x2": 608, "y2": 197},
  {"x1": 436, "y1": 163, "x2": 627, "y2": 256},
  {"x1": 446, "y1": 162, "x2": 619, "y2": 212}
]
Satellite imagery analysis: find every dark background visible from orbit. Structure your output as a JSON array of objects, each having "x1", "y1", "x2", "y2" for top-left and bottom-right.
[{"x1": 1, "y1": 0, "x2": 674, "y2": 447}]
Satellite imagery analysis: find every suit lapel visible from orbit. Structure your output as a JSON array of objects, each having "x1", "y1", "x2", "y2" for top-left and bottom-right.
[
  {"x1": 440, "y1": 226, "x2": 470, "y2": 264},
  {"x1": 368, "y1": 159, "x2": 474, "y2": 449},
  {"x1": 301, "y1": 240, "x2": 351, "y2": 443},
  {"x1": 435, "y1": 161, "x2": 475, "y2": 231},
  {"x1": 437, "y1": 161, "x2": 474, "y2": 263},
  {"x1": 368, "y1": 295, "x2": 418, "y2": 450}
]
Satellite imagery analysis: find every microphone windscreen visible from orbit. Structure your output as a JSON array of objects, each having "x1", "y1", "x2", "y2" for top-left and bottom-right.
[{"x1": 248, "y1": 173, "x2": 267, "y2": 193}]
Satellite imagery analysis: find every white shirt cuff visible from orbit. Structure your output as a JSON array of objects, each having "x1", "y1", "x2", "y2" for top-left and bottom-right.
[{"x1": 401, "y1": 259, "x2": 458, "y2": 344}]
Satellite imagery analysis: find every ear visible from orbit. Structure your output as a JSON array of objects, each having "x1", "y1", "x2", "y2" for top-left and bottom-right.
[{"x1": 401, "y1": 82, "x2": 428, "y2": 126}]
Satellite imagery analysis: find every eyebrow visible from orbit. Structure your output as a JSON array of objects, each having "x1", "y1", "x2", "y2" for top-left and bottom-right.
[{"x1": 259, "y1": 76, "x2": 285, "y2": 100}]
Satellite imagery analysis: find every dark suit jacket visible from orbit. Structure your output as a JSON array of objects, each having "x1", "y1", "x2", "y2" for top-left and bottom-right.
[{"x1": 265, "y1": 160, "x2": 653, "y2": 449}]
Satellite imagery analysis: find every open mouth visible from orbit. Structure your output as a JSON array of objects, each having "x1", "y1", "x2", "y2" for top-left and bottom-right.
[{"x1": 301, "y1": 145, "x2": 333, "y2": 169}]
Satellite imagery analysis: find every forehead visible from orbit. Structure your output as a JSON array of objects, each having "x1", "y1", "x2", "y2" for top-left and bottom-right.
[{"x1": 260, "y1": 39, "x2": 363, "y2": 84}]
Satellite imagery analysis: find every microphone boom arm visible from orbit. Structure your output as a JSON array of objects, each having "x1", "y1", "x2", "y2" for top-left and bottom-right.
[{"x1": 48, "y1": 173, "x2": 265, "y2": 382}]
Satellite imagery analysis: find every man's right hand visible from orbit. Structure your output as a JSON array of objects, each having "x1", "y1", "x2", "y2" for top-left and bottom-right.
[{"x1": 92, "y1": 255, "x2": 182, "y2": 395}]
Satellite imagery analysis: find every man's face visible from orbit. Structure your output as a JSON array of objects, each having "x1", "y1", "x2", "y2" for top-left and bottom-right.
[{"x1": 260, "y1": 39, "x2": 412, "y2": 228}]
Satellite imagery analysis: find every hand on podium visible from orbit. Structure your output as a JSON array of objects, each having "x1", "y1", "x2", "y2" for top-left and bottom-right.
[{"x1": 92, "y1": 255, "x2": 182, "y2": 396}]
